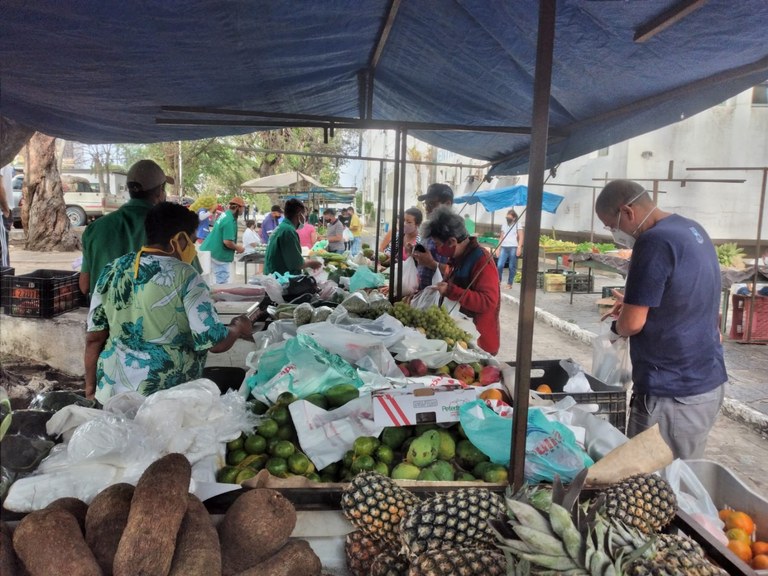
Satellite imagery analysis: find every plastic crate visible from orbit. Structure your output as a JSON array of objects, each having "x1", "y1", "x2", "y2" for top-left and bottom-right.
[
  {"x1": 566, "y1": 273, "x2": 594, "y2": 293},
  {"x1": 4, "y1": 269, "x2": 81, "y2": 318},
  {"x1": 729, "y1": 294, "x2": 768, "y2": 341},
  {"x1": 0, "y1": 266, "x2": 14, "y2": 308},
  {"x1": 543, "y1": 273, "x2": 566, "y2": 293},
  {"x1": 507, "y1": 359, "x2": 627, "y2": 431}
]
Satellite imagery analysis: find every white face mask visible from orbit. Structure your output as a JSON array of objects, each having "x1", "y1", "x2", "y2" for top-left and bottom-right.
[{"x1": 611, "y1": 199, "x2": 656, "y2": 248}]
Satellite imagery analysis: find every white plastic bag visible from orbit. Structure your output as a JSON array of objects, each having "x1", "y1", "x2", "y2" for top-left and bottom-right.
[
  {"x1": 401, "y1": 257, "x2": 419, "y2": 296},
  {"x1": 592, "y1": 321, "x2": 632, "y2": 388},
  {"x1": 411, "y1": 285, "x2": 441, "y2": 309},
  {"x1": 660, "y1": 459, "x2": 721, "y2": 522}
]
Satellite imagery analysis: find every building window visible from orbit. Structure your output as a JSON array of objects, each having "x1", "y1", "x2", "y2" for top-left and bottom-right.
[
  {"x1": 752, "y1": 82, "x2": 768, "y2": 106},
  {"x1": 597, "y1": 147, "x2": 610, "y2": 157}
]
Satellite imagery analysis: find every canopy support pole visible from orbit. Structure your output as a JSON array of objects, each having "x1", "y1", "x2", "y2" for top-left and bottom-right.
[
  {"x1": 374, "y1": 160, "x2": 385, "y2": 269},
  {"x1": 397, "y1": 128, "x2": 408, "y2": 299},
  {"x1": 510, "y1": 0, "x2": 556, "y2": 491},
  {"x1": 389, "y1": 129, "x2": 402, "y2": 300}
]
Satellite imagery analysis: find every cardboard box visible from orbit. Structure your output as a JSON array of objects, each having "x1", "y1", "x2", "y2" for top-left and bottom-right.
[
  {"x1": 372, "y1": 386, "x2": 479, "y2": 426},
  {"x1": 543, "y1": 273, "x2": 566, "y2": 293},
  {"x1": 596, "y1": 297, "x2": 616, "y2": 316}
]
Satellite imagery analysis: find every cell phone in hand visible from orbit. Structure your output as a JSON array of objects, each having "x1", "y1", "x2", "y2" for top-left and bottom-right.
[{"x1": 414, "y1": 243, "x2": 426, "y2": 253}]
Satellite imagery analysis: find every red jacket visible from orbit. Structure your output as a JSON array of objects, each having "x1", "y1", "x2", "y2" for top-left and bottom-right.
[{"x1": 444, "y1": 240, "x2": 501, "y2": 355}]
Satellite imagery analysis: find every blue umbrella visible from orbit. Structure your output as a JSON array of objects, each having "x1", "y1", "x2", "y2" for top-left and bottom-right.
[{"x1": 454, "y1": 185, "x2": 564, "y2": 214}]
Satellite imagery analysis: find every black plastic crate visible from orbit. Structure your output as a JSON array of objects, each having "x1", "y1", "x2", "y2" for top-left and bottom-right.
[
  {"x1": 566, "y1": 273, "x2": 594, "y2": 293},
  {"x1": 0, "y1": 266, "x2": 14, "y2": 308},
  {"x1": 507, "y1": 359, "x2": 627, "y2": 432},
  {"x1": 4, "y1": 269, "x2": 80, "y2": 318}
]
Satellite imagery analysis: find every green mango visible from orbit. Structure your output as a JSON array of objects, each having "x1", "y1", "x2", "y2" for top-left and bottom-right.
[
  {"x1": 483, "y1": 464, "x2": 509, "y2": 484},
  {"x1": 472, "y1": 461, "x2": 496, "y2": 479},
  {"x1": 304, "y1": 393, "x2": 328, "y2": 409},
  {"x1": 426, "y1": 460, "x2": 455, "y2": 481},
  {"x1": 324, "y1": 383, "x2": 360, "y2": 408},
  {"x1": 406, "y1": 430, "x2": 440, "y2": 467},
  {"x1": 391, "y1": 462, "x2": 421, "y2": 480},
  {"x1": 417, "y1": 469, "x2": 439, "y2": 481},
  {"x1": 436, "y1": 430, "x2": 456, "y2": 460},
  {"x1": 456, "y1": 439, "x2": 490, "y2": 468},
  {"x1": 414, "y1": 423, "x2": 438, "y2": 436},
  {"x1": 455, "y1": 471, "x2": 476, "y2": 482},
  {"x1": 379, "y1": 426, "x2": 411, "y2": 450}
]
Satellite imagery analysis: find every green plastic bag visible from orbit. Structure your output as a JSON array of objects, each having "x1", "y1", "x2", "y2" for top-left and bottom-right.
[
  {"x1": 247, "y1": 334, "x2": 364, "y2": 403},
  {"x1": 459, "y1": 400, "x2": 593, "y2": 483},
  {"x1": 349, "y1": 266, "x2": 386, "y2": 292}
]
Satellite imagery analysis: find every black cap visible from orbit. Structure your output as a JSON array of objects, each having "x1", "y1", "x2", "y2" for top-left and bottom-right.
[{"x1": 418, "y1": 183, "x2": 454, "y2": 203}]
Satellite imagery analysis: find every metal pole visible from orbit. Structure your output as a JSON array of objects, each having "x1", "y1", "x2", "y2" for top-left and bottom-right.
[
  {"x1": 374, "y1": 160, "x2": 385, "y2": 269},
  {"x1": 389, "y1": 129, "x2": 402, "y2": 300},
  {"x1": 745, "y1": 168, "x2": 767, "y2": 342},
  {"x1": 397, "y1": 128, "x2": 408, "y2": 299},
  {"x1": 510, "y1": 0, "x2": 557, "y2": 490}
]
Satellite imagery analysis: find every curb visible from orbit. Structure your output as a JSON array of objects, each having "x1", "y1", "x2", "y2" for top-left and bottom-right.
[{"x1": 501, "y1": 292, "x2": 768, "y2": 435}]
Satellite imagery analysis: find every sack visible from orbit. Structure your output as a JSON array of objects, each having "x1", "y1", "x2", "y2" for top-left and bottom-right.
[
  {"x1": 401, "y1": 257, "x2": 419, "y2": 296},
  {"x1": 592, "y1": 321, "x2": 632, "y2": 388},
  {"x1": 459, "y1": 401, "x2": 593, "y2": 483},
  {"x1": 247, "y1": 334, "x2": 364, "y2": 403},
  {"x1": 348, "y1": 266, "x2": 386, "y2": 292},
  {"x1": 342, "y1": 227, "x2": 354, "y2": 242},
  {"x1": 283, "y1": 275, "x2": 317, "y2": 300}
]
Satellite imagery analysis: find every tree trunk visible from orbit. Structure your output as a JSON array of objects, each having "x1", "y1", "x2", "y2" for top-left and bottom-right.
[
  {"x1": 0, "y1": 116, "x2": 35, "y2": 166},
  {"x1": 24, "y1": 133, "x2": 81, "y2": 251}
]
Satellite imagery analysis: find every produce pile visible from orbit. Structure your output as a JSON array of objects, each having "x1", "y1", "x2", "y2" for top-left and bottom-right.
[
  {"x1": 391, "y1": 302, "x2": 472, "y2": 346},
  {"x1": 573, "y1": 241, "x2": 617, "y2": 254},
  {"x1": 539, "y1": 235, "x2": 579, "y2": 253},
  {"x1": 718, "y1": 508, "x2": 767, "y2": 570},
  {"x1": 337, "y1": 467, "x2": 730, "y2": 576},
  {"x1": 219, "y1": 389, "x2": 509, "y2": 485},
  {"x1": 716, "y1": 242, "x2": 746, "y2": 269},
  {"x1": 1, "y1": 453, "x2": 321, "y2": 576}
]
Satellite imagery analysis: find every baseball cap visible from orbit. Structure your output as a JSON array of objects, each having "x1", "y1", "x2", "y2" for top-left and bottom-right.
[
  {"x1": 229, "y1": 197, "x2": 246, "y2": 208},
  {"x1": 418, "y1": 183, "x2": 454, "y2": 203},
  {"x1": 126, "y1": 160, "x2": 173, "y2": 191}
]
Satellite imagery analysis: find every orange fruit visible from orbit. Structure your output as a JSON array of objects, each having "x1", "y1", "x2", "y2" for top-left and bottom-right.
[
  {"x1": 753, "y1": 554, "x2": 768, "y2": 569},
  {"x1": 753, "y1": 541, "x2": 768, "y2": 556},
  {"x1": 725, "y1": 511, "x2": 756, "y2": 536},
  {"x1": 719, "y1": 509, "x2": 733, "y2": 523},
  {"x1": 727, "y1": 528, "x2": 752, "y2": 544},
  {"x1": 480, "y1": 389, "x2": 503, "y2": 402},
  {"x1": 728, "y1": 539, "x2": 753, "y2": 564},
  {"x1": 536, "y1": 384, "x2": 552, "y2": 394}
]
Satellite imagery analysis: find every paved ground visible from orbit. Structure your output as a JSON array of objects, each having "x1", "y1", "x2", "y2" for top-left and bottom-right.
[{"x1": 4, "y1": 243, "x2": 767, "y2": 498}]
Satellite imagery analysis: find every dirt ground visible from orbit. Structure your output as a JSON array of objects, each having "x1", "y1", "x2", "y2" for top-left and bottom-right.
[{"x1": 0, "y1": 354, "x2": 84, "y2": 410}]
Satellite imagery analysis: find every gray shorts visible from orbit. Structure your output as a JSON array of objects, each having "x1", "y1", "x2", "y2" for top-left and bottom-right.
[{"x1": 627, "y1": 385, "x2": 724, "y2": 460}]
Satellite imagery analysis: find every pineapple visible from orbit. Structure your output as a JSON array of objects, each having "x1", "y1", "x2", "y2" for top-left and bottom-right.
[
  {"x1": 341, "y1": 471, "x2": 418, "y2": 544},
  {"x1": 408, "y1": 547, "x2": 506, "y2": 575},
  {"x1": 400, "y1": 488, "x2": 504, "y2": 558},
  {"x1": 345, "y1": 530, "x2": 387, "y2": 576},
  {"x1": 493, "y1": 469, "x2": 725, "y2": 576},
  {"x1": 602, "y1": 474, "x2": 677, "y2": 534},
  {"x1": 370, "y1": 548, "x2": 411, "y2": 576}
]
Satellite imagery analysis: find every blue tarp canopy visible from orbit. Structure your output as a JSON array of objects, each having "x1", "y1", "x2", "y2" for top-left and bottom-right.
[
  {"x1": 455, "y1": 185, "x2": 564, "y2": 214},
  {"x1": 286, "y1": 188, "x2": 357, "y2": 204},
  {"x1": 1, "y1": 1, "x2": 766, "y2": 174}
]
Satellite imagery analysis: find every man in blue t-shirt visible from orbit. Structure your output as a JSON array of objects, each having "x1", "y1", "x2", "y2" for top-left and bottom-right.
[{"x1": 596, "y1": 179, "x2": 726, "y2": 459}]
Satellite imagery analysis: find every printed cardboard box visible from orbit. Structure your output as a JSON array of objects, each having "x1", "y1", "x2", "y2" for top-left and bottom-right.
[{"x1": 372, "y1": 385, "x2": 479, "y2": 426}]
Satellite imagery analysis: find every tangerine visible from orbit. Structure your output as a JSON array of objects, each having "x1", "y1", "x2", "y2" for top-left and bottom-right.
[
  {"x1": 753, "y1": 554, "x2": 768, "y2": 569},
  {"x1": 480, "y1": 389, "x2": 504, "y2": 402},
  {"x1": 536, "y1": 384, "x2": 553, "y2": 394},
  {"x1": 753, "y1": 541, "x2": 768, "y2": 556},
  {"x1": 725, "y1": 511, "x2": 756, "y2": 536},
  {"x1": 718, "y1": 508, "x2": 733, "y2": 523},
  {"x1": 726, "y1": 528, "x2": 752, "y2": 544},
  {"x1": 728, "y1": 539, "x2": 753, "y2": 564}
]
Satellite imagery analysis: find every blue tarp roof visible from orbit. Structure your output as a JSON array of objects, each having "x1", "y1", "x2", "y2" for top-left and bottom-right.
[
  {"x1": 1, "y1": 1, "x2": 766, "y2": 175},
  {"x1": 455, "y1": 185, "x2": 564, "y2": 214}
]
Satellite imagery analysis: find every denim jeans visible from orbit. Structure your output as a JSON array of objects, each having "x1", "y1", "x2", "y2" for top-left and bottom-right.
[
  {"x1": 211, "y1": 258, "x2": 231, "y2": 284},
  {"x1": 497, "y1": 246, "x2": 518, "y2": 285},
  {"x1": 351, "y1": 236, "x2": 362, "y2": 256}
]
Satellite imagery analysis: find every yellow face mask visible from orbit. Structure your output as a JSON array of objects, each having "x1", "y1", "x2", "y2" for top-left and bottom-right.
[{"x1": 133, "y1": 232, "x2": 196, "y2": 277}]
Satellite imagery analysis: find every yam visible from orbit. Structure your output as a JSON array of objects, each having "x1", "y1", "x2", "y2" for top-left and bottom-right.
[
  {"x1": 232, "y1": 540, "x2": 321, "y2": 576},
  {"x1": 113, "y1": 453, "x2": 191, "y2": 576},
  {"x1": 85, "y1": 483, "x2": 135, "y2": 575},
  {"x1": 1, "y1": 520, "x2": 21, "y2": 576},
  {"x1": 12, "y1": 508, "x2": 102, "y2": 576},
  {"x1": 168, "y1": 494, "x2": 221, "y2": 576},
  {"x1": 219, "y1": 489, "x2": 297, "y2": 576},
  {"x1": 46, "y1": 496, "x2": 89, "y2": 534}
]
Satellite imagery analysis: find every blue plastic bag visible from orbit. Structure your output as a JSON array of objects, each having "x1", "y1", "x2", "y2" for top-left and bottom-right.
[
  {"x1": 459, "y1": 400, "x2": 594, "y2": 483},
  {"x1": 246, "y1": 334, "x2": 364, "y2": 403}
]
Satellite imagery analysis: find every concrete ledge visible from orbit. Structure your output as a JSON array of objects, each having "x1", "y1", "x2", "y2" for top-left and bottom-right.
[
  {"x1": 0, "y1": 308, "x2": 87, "y2": 376},
  {"x1": 502, "y1": 292, "x2": 597, "y2": 346},
  {"x1": 722, "y1": 397, "x2": 768, "y2": 435}
]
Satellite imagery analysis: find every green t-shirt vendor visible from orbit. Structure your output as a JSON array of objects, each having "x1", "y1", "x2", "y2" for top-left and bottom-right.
[{"x1": 264, "y1": 198, "x2": 322, "y2": 276}]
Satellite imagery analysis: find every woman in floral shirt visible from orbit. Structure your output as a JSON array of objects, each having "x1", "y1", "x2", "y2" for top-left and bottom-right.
[{"x1": 85, "y1": 202, "x2": 252, "y2": 404}]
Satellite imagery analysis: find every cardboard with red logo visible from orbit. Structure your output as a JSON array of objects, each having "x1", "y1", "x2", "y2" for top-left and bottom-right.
[{"x1": 372, "y1": 384, "x2": 482, "y2": 427}]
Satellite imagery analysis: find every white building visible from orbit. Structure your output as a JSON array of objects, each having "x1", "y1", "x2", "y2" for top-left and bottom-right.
[{"x1": 356, "y1": 83, "x2": 768, "y2": 246}]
